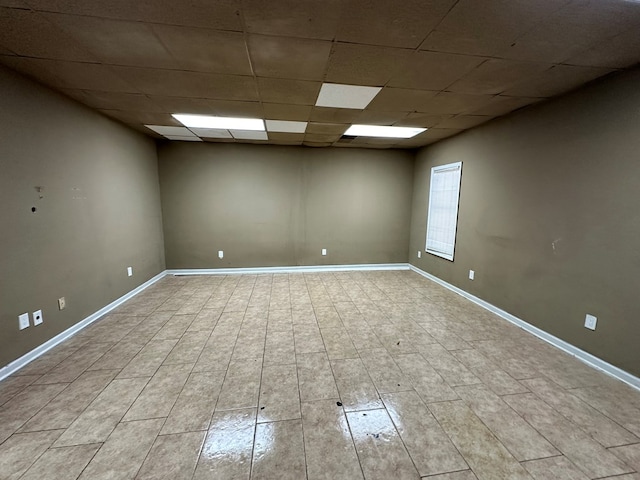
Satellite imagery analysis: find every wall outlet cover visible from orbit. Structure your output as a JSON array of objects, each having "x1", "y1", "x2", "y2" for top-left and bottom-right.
[
  {"x1": 469, "y1": 270, "x2": 475, "y2": 280},
  {"x1": 418, "y1": 251, "x2": 422, "y2": 258},
  {"x1": 33, "y1": 309, "x2": 43, "y2": 326},
  {"x1": 585, "y1": 314, "x2": 597, "y2": 330},
  {"x1": 19, "y1": 313, "x2": 30, "y2": 330},
  {"x1": 218, "y1": 250, "x2": 224, "y2": 259},
  {"x1": 322, "y1": 248, "x2": 327, "y2": 256}
]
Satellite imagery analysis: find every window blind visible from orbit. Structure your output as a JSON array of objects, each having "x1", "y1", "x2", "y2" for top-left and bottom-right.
[{"x1": 425, "y1": 162, "x2": 462, "y2": 261}]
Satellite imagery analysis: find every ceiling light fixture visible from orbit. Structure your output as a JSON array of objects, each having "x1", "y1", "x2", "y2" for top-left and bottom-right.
[
  {"x1": 344, "y1": 124, "x2": 427, "y2": 138},
  {"x1": 172, "y1": 114, "x2": 265, "y2": 131},
  {"x1": 315, "y1": 83, "x2": 382, "y2": 109}
]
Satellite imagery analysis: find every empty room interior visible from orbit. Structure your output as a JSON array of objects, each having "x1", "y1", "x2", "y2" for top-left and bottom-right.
[{"x1": 1, "y1": 1, "x2": 640, "y2": 479}]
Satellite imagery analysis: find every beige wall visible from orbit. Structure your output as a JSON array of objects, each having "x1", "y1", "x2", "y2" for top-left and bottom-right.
[
  {"x1": 410, "y1": 68, "x2": 640, "y2": 376},
  {"x1": 158, "y1": 143, "x2": 414, "y2": 269},
  {"x1": 0, "y1": 65, "x2": 165, "y2": 369}
]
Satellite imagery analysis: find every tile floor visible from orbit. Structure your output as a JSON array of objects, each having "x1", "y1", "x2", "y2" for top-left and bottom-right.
[{"x1": 1, "y1": 271, "x2": 639, "y2": 480}]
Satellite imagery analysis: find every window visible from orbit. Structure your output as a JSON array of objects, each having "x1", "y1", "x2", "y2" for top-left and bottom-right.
[{"x1": 425, "y1": 161, "x2": 462, "y2": 261}]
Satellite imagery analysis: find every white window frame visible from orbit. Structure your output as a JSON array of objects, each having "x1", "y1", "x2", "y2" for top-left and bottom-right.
[{"x1": 425, "y1": 161, "x2": 462, "y2": 261}]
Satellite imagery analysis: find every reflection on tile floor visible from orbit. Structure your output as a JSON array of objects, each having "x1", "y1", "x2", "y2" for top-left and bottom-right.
[{"x1": 1, "y1": 271, "x2": 639, "y2": 479}]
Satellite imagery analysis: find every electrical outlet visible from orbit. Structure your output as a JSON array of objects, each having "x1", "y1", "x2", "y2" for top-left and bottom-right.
[
  {"x1": 18, "y1": 313, "x2": 29, "y2": 330},
  {"x1": 584, "y1": 314, "x2": 597, "y2": 330},
  {"x1": 321, "y1": 248, "x2": 327, "y2": 256},
  {"x1": 218, "y1": 250, "x2": 224, "y2": 259},
  {"x1": 469, "y1": 270, "x2": 475, "y2": 280},
  {"x1": 33, "y1": 309, "x2": 43, "y2": 326},
  {"x1": 58, "y1": 297, "x2": 66, "y2": 310},
  {"x1": 127, "y1": 266, "x2": 133, "y2": 277},
  {"x1": 417, "y1": 251, "x2": 422, "y2": 258}
]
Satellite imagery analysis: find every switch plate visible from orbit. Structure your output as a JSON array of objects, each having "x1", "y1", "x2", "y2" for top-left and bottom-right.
[
  {"x1": 33, "y1": 309, "x2": 43, "y2": 326},
  {"x1": 585, "y1": 314, "x2": 597, "y2": 330},
  {"x1": 19, "y1": 313, "x2": 30, "y2": 330},
  {"x1": 321, "y1": 248, "x2": 327, "y2": 256},
  {"x1": 127, "y1": 266, "x2": 133, "y2": 276},
  {"x1": 218, "y1": 250, "x2": 224, "y2": 259},
  {"x1": 469, "y1": 270, "x2": 475, "y2": 280},
  {"x1": 58, "y1": 297, "x2": 66, "y2": 310},
  {"x1": 417, "y1": 251, "x2": 422, "y2": 258}
]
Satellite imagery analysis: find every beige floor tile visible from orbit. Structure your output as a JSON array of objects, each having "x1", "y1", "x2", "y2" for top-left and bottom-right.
[
  {"x1": 258, "y1": 364, "x2": 301, "y2": 423},
  {"x1": 34, "y1": 342, "x2": 114, "y2": 385},
  {"x1": 293, "y1": 324, "x2": 326, "y2": 354},
  {"x1": 233, "y1": 329, "x2": 267, "y2": 360},
  {"x1": 429, "y1": 400, "x2": 533, "y2": 480},
  {"x1": 0, "y1": 383, "x2": 68, "y2": 443},
  {"x1": 301, "y1": 400, "x2": 363, "y2": 480},
  {"x1": 123, "y1": 363, "x2": 192, "y2": 421},
  {"x1": 87, "y1": 341, "x2": 145, "y2": 371},
  {"x1": 347, "y1": 326, "x2": 385, "y2": 351},
  {"x1": 426, "y1": 472, "x2": 478, "y2": 480},
  {"x1": 136, "y1": 431, "x2": 205, "y2": 480},
  {"x1": 372, "y1": 324, "x2": 418, "y2": 355},
  {"x1": 79, "y1": 418, "x2": 163, "y2": 480},
  {"x1": 359, "y1": 348, "x2": 414, "y2": 394},
  {"x1": 54, "y1": 377, "x2": 148, "y2": 447},
  {"x1": 0, "y1": 430, "x2": 63, "y2": 480},
  {"x1": 193, "y1": 333, "x2": 236, "y2": 373},
  {"x1": 418, "y1": 344, "x2": 481, "y2": 387},
  {"x1": 215, "y1": 358, "x2": 262, "y2": 411},
  {"x1": 152, "y1": 314, "x2": 196, "y2": 340},
  {"x1": 314, "y1": 306, "x2": 343, "y2": 329},
  {"x1": 20, "y1": 369, "x2": 117, "y2": 432},
  {"x1": 161, "y1": 370, "x2": 226, "y2": 435},
  {"x1": 193, "y1": 408, "x2": 257, "y2": 480},
  {"x1": 186, "y1": 308, "x2": 222, "y2": 332},
  {"x1": 252, "y1": 419, "x2": 306, "y2": 480},
  {"x1": 394, "y1": 353, "x2": 459, "y2": 403},
  {"x1": 19, "y1": 444, "x2": 99, "y2": 480},
  {"x1": 571, "y1": 386, "x2": 640, "y2": 438},
  {"x1": 504, "y1": 393, "x2": 633, "y2": 478},
  {"x1": 522, "y1": 456, "x2": 590, "y2": 480},
  {"x1": 609, "y1": 443, "x2": 640, "y2": 471},
  {"x1": 453, "y1": 349, "x2": 528, "y2": 396},
  {"x1": 455, "y1": 384, "x2": 558, "y2": 461},
  {"x1": 522, "y1": 377, "x2": 639, "y2": 447},
  {"x1": 346, "y1": 408, "x2": 420, "y2": 479},
  {"x1": 117, "y1": 339, "x2": 179, "y2": 378},
  {"x1": 0, "y1": 375, "x2": 42, "y2": 407},
  {"x1": 15, "y1": 345, "x2": 79, "y2": 376},
  {"x1": 163, "y1": 331, "x2": 211, "y2": 365},
  {"x1": 297, "y1": 352, "x2": 340, "y2": 402},
  {"x1": 382, "y1": 390, "x2": 468, "y2": 476},
  {"x1": 331, "y1": 358, "x2": 383, "y2": 412},
  {"x1": 321, "y1": 327, "x2": 359, "y2": 360},
  {"x1": 264, "y1": 329, "x2": 296, "y2": 366}
]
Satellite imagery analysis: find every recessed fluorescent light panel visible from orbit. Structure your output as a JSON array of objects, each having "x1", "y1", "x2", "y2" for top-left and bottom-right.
[
  {"x1": 145, "y1": 125, "x2": 196, "y2": 136},
  {"x1": 344, "y1": 124, "x2": 427, "y2": 138},
  {"x1": 190, "y1": 128, "x2": 233, "y2": 139},
  {"x1": 172, "y1": 114, "x2": 265, "y2": 131},
  {"x1": 265, "y1": 120, "x2": 307, "y2": 133},
  {"x1": 315, "y1": 83, "x2": 382, "y2": 109}
]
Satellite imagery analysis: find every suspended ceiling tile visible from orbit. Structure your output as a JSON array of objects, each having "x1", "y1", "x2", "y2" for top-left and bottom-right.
[
  {"x1": 111, "y1": 66, "x2": 258, "y2": 100},
  {"x1": 394, "y1": 113, "x2": 455, "y2": 128},
  {"x1": 165, "y1": 135, "x2": 202, "y2": 141},
  {"x1": 265, "y1": 120, "x2": 307, "y2": 133},
  {"x1": 304, "y1": 133, "x2": 341, "y2": 143},
  {"x1": 0, "y1": 0, "x2": 29, "y2": 7},
  {"x1": 309, "y1": 107, "x2": 362, "y2": 124},
  {"x1": 100, "y1": 110, "x2": 182, "y2": 126},
  {"x1": 550, "y1": 0, "x2": 640, "y2": 40},
  {"x1": 325, "y1": 43, "x2": 413, "y2": 86},
  {"x1": 305, "y1": 122, "x2": 348, "y2": 135},
  {"x1": 567, "y1": 28, "x2": 640, "y2": 69},
  {"x1": 350, "y1": 136, "x2": 399, "y2": 146},
  {"x1": 151, "y1": 25, "x2": 252, "y2": 75},
  {"x1": 469, "y1": 95, "x2": 544, "y2": 116},
  {"x1": 247, "y1": 34, "x2": 331, "y2": 81},
  {"x1": 420, "y1": 30, "x2": 512, "y2": 57},
  {"x1": 45, "y1": 13, "x2": 178, "y2": 70},
  {"x1": 357, "y1": 110, "x2": 412, "y2": 125},
  {"x1": 366, "y1": 88, "x2": 438, "y2": 112},
  {"x1": 336, "y1": 0, "x2": 456, "y2": 49},
  {"x1": 206, "y1": 100, "x2": 263, "y2": 117},
  {"x1": 262, "y1": 103, "x2": 311, "y2": 121},
  {"x1": 303, "y1": 141, "x2": 334, "y2": 148},
  {"x1": 230, "y1": 130, "x2": 268, "y2": 140},
  {"x1": 388, "y1": 50, "x2": 485, "y2": 91},
  {"x1": 503, "y1": 64, "x2": 616, "y2": 98},
  {"x1": 436, "y1": 115, "x2": 494, "y2": 129},
  {"x1": 415, "y1": 92, "x2": 494, "y2": 114},
  {"x1": 190, "y1": 128, "x2": 232, "y2": 138},
  {"x1": 243, "y1": 0, "x2": 342, "y2": 40},
  {"x1": 0, "y1": 8, "x2": 96, "y2": 62},
  {"x1": 257, "y1": 77, "x2": 321, "y2": 105},
  {"x1": 447, "y1": 58, "x2": 551, "y2": 95},
  {"x1": 147, "y1": 96, "x2": 220, "y2": 115},
  {"x1": 4, "y1": 57, "x2": 139, "y2": 92},
  {"x1": 145, "y1": 125, "x2": 195, "y2": 136},
  {"x1": 62, "y1": 90, "x2": 164, "y2": 113},
  {"x1": 267, "y1": 132, "x2": 305, "y2": 143},
  {"x1": 25, "y1": 0, "x2": 244, "y2": 31}
]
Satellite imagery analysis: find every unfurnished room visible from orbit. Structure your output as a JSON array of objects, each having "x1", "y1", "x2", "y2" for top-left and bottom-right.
[{"x1": 1, "y1": 1, "x2": 640, "y2": 479}]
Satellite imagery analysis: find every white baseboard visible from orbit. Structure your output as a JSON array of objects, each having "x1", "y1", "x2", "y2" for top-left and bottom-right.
[
  {"x1": 0, "y1": 271, "x2": 167, "y2": 382},
  {"x1": 409, "y1": 264, "x2": 640, "y2": 392},
  {"x1": 168, "y1": 263, "x2": 410, "y2": 276}
]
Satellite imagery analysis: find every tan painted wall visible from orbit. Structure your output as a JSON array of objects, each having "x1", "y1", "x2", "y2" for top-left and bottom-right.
[
  {"x1": 158, "y1": 143, "x2": 414, "y2": 269},
  {"x1": 409, "y1": 68, "x2": 640, "y2": 376},
  {"x1": 0, "y1": 65, "x2": 165, "y2": 369}
]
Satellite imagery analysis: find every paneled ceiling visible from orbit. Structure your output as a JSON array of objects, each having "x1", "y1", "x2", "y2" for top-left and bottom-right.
[{"x1": 1, "y1": 0, "x2": 639, "y2": 148}]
